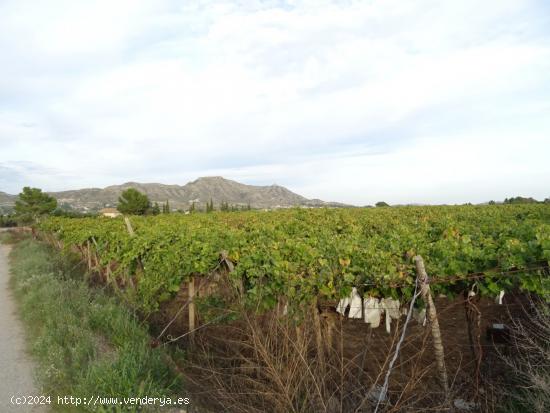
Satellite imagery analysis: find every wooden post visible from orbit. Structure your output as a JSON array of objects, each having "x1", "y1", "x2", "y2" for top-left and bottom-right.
[
  {"x1": 188, "y1": 277, "x2": 196, "y2": 345},
  {"x1": 320, "y1": 309, "x2": 336, "y2": 356},
  {"x1": 219, "y1": 250, "x2": 234, "y2": 272},
  {"x1": 124, "y1": 217, "x2": 135, "y2": 236},
  {"x1": 123, "y1": 216, "x2": 140, "y2": 289},
  {"x1": 311, "y1": 299, "x2": 326, "y2": 373},
  {"x1": 464, "y1": 290, "x2": 483, "y2": 394},
  {"x1": 86, "y1": 240, "x2": 92, "y2": 271},
  {"x1": 414, "y1": 255, "x2": 449, "y2": 396}
]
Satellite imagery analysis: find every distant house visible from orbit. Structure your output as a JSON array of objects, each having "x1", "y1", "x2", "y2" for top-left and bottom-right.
[{"x1": 100, "y1": 208, "x2": 122, "y2": 218}]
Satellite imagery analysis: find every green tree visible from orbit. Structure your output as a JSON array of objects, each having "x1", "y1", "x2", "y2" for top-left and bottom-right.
[
  {"x1": 206, "y1": 198, "x2": 214, "y2": 213},
  {"x1": 504, "y1": 196, "x2": 538, "y2": 204},
  {"x1": 163, "y1": 200, "x2": 171, "y2": 214},
  {"x1": 375, "y1": 201, "x2": 389, "y2": 207},
  {"x1": 189, "y1": 202, "x2": 196, "y2": 213},
  {"x1": 0, "y1": 215, "x2": 17, "y2": 227},
  {"x1": 117, "y1": 188, "x2": 150, "y2": 215},
  {"x1": 14, "y1": 187, "x2": 57, "y2": 223},
  {"x1": 150, "y1": 202, "x2": 161, "y2": 215}
]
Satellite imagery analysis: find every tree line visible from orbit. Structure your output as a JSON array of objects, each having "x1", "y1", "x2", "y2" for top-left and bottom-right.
[
  {"x1": 1, "y1": 186, "x2": 254, "y2": 227},
  {"x1": 117, "y1": 188, "x2": 251, "y2": 215},
  {"x1": 2, "y1": 186, "x2": 550, "y2": 227}
]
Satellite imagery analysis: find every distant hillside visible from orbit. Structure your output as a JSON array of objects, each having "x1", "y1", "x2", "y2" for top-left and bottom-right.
[
  {"x1": 0, "y1": 191, "x2": 16, "y2": 213},
  {"x1": 1, "y1": 177, "x2": 347, "y2": 212},
  {"x1": 0, "y1": 191, "x2": 16, "y2": 204}
]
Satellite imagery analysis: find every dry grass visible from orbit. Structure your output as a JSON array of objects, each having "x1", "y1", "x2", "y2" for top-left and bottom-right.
[
  {"x1": 494, "y1": 296, "x2": 550, "y2": 412},
  {"x1": 176, "y1": 280, "x2": 465, "y2": 413}
]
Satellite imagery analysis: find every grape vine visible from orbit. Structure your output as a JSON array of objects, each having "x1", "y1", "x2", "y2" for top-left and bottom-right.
[{"x1": 38, "y1": 204, "x2": 550, "y2": 313}]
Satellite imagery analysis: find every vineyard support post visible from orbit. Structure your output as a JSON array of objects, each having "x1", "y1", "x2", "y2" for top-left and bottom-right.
[
  {"x1": 311, "y1": 299, "x2": 326, "y2": 374},
  {"x1": 122, "y1": 216, "x2": 140, "y2": 290},
  {"x1": 86, "y1": 240, "x2": 92, "y2": 271},
  {"x1": 124, "y1": 216, "x2": 135, "y2": 236},
  {"x1": 464, "y1": 290, "x2": 483, "y2": 395},
  {"x1": 188, "y1": 277, "x2": 196, "y2": 346},
  {"x1": 414, "y1": 255, "x2": 449, "y2": 398}
]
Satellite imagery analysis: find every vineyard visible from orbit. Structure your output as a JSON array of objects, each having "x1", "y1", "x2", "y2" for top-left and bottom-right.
[
  {"x1": 38, "y1": 204, "x2": 550, "y2": 314},
  {"x1": 34, "y1": 204, "x2": 550, "y2": 411}
]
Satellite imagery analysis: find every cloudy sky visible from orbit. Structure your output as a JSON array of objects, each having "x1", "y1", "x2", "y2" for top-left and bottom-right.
[{"x1": 0, "y1": 0, "x2": 549, "y2": 205}]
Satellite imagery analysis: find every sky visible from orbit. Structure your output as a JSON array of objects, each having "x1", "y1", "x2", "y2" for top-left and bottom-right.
[{"x1": 0, "y1": 0, "x2": 549, "y2": 205}]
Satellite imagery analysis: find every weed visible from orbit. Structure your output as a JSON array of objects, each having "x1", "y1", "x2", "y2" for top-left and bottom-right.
[{"x1": 9, "y1": 239, "x2": 184, "y2": 412}]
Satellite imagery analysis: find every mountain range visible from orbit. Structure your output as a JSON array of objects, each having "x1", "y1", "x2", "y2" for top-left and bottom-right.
[{"x1": 0, "y1": 177, "x2": 346, "y2": 212}]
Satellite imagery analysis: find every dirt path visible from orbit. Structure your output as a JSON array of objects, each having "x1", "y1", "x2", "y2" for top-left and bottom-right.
[{"x1": 0, "y1": 242, "x2": 48, "y2": 412}]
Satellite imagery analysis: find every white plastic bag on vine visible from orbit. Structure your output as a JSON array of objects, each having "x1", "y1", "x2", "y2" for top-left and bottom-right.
[
  {"x1": 496, "y1": 290, "x2": 505, "y2": 305},
  {"x1": 364, "y1": 297, "x2": 381, "y2": 327},
  {"x1": 336, "y1": 294, "x2": 350, "y2": 315},
  {"x1": 348, "y1": 287, "x2": 363, "y2": 319},
  {"x1": 412, "y1": 308, "x2": 426, "y2": 325},
  {"x1": 380, "y1": 298, "x2": 400, "y2": 333}
]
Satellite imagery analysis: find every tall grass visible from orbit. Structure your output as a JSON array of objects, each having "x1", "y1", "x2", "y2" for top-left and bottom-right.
[
  {"x1": 497, "y1": 297, "x2": 550, "y2": 413},
  {"x1": 8, "y1": 238, "x2": 183, "y2": 412}
]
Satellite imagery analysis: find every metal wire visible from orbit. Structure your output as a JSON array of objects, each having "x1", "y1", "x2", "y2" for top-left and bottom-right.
[{"x1": 374, "y1": 276, "x2": 423, "y2": 413}]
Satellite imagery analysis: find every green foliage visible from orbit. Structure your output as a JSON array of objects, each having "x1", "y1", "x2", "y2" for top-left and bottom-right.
[
  {"x1": 38, "y1": 204, "x2": 550, "y2": 315},
  {"x1": 0, "y1": 214, "x2": 17, "y2": 227},
  {"x1": 206, "y1": 198, "x2": 214, "y2": 213},
  {"x1": 117, "y1": 188, "x2": 150, "y2": 215},
  {"x1": 189, "y1": 202, "x2": 195, "y2": 213},
  {"x1": 150, "y1": 202, "x2": 161, "y2": 215},
  {"x1": 375, "y1": 201, "x2": 389, "y2": 207},
  {"x1": 14, "y1": 187, "x2": 57, "y2": 223},
  {"x1": 52, "y1": 209, "x2": 95, "y2": 218},
  {"x1": 504, "y1": 196, "x2": 539, "y2": 204},
  {"x1": 9, "y1": 239, "x2": 181, "y2": 412},
  {"x1": 162, "y1": 200, "x2": 171, "y2": 214}
]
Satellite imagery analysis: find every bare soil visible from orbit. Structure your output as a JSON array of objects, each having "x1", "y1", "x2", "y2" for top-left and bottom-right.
[{"x1": 0, "y1": 243, "x2": 48, "y2": 412}]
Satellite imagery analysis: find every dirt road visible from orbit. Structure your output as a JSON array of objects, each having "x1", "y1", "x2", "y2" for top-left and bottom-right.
[{"x1": 0, "y1": 241, "x2": 47, "y2": 412}]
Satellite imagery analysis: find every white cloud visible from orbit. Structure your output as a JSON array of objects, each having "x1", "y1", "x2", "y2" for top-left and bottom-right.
[{"x1": 0, "y1": 0, "x2": 549, "y2": 202}]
